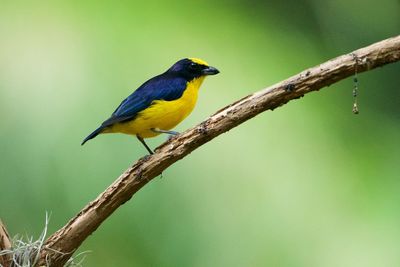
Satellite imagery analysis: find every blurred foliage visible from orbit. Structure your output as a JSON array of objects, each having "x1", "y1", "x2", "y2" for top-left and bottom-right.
[{"x1": 0, "y1": 0, "x2": 399, "y2": 266}]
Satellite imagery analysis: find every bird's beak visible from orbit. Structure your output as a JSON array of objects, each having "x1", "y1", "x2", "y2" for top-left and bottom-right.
[{"x1": 202, "y1": 66, "x2": 220, "y2": 75}]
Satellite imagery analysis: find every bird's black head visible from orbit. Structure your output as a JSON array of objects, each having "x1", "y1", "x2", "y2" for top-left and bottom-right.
[{"x1": 167, "y1": 58, "x2": 219, "y2": 81}]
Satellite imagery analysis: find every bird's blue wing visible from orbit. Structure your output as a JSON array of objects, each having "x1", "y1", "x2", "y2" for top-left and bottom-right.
[{"x1": 100, "y1": 73, "x2": 187, "y2": 127}]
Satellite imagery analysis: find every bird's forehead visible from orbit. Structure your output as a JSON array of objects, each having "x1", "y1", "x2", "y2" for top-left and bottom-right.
[{"x1": 189, "y1": 58, "x2": 209, "y2": 66}]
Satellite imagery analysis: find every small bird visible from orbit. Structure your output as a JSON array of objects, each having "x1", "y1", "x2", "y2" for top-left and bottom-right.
[{"x1": 82, "y1": 58, "x2": 219, "y2": 154}]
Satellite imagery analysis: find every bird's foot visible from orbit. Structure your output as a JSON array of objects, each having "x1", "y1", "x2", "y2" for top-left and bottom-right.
[
  {"x1": 151, "y1": 128, "x2": 179, "y2": 135},
  {"x1": 151, "y1": 128, "x2": 179, "y2": 140}
]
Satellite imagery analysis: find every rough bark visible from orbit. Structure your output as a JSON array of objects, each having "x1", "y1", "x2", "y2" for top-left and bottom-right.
[
  {"x1": 0, "y1": 220, "x2": 12, "y2": 267},
  {"x1": 38, "y1": 35, "x2": 400, "y2": 266}
]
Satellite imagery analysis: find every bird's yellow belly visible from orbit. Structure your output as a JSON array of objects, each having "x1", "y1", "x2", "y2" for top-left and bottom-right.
[
  {"x1": 119, "y1": 98, "x2": 196, "y2": 138},
  {"x1": 110, "y1": 77, "x2": 204, "y2": 138}
]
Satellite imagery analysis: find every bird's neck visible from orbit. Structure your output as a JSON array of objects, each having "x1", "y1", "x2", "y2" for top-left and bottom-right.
[
  {"x1": 187, "y1": 76, "x2": 205, "y2": 91},
  {"x1": 180, "y1": 76, "x2": 205, "y2": 106}
]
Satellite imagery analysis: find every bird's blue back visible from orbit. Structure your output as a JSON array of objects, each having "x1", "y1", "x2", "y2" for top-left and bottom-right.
[{"x1": 101, "y1": 72, "x2": 187, "y2": 127}]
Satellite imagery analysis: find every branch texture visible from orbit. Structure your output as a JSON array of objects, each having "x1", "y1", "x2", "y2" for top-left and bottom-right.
[
  {"x1": 39, "y1": 35, "x2": 400, "y2": 266},
  {"x1": 0, "y1": 220, "x2": 12, "y2": 267}
]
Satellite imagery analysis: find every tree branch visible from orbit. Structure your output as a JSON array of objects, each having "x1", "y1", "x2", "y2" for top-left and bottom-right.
[
  {"x1": 0, "y1": 219, "x2": 12, "y2": 267},
  {"x1": 39, "y1": 35, "x2": 400, "y2": 266}
]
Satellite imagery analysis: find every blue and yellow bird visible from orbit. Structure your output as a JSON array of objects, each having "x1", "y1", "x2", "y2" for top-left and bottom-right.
[{"x1": 82, "y1": 58, "x2": 219, "y2": 154}]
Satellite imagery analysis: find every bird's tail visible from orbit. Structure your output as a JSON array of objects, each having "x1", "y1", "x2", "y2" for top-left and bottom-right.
[{"x1": 81, "y1": 126, "x2": 104, "y2": 145}]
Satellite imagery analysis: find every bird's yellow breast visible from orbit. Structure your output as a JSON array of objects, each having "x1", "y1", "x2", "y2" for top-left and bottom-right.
[{"x1": 110, "y1": 77, "x2": 205, "y2": 138}]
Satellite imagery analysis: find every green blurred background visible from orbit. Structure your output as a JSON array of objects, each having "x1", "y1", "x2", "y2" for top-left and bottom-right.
[{"x1": 1, "y1": 1, "x2": 399, "y2": 266}]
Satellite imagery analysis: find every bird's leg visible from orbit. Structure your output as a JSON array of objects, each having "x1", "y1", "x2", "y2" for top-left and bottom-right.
[
  {"x1": 151, "y1": 128, "x2": 179, "y2": 136},
  {"x1": 151, "y1": 128, "x2": 180, "y2": 140},
  {"x1": 136, "y1": 135, "x2": 154, "y2": 155}
]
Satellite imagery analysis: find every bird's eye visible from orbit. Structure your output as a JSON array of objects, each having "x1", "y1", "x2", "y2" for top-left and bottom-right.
[{"x1": 188, "y1": 62, "x2": 200, "y2": 72}]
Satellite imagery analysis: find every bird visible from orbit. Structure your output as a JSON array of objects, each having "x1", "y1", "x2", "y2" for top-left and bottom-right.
[{"x1": 81, "y1": 58, "x2": 219, "y2": 154}]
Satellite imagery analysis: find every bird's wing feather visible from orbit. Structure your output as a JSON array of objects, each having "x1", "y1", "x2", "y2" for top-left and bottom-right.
[{"x1": 100, "y1": 74, "x2": 187, "y2": 127}]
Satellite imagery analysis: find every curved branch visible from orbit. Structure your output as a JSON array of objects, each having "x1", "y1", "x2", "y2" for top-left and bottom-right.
[{"x1": 39, "y1": 35, "x2": 400, "y2": 266}]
